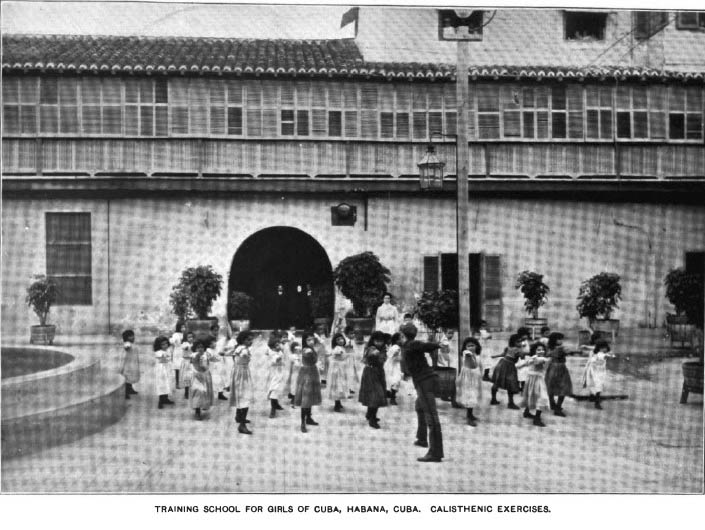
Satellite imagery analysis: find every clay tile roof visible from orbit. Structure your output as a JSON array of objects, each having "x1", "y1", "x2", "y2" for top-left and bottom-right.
[
  {"x1": 1, "y1": 34, "x2": 364, "y2": 77},
  {"x1": 2, "y1": 34, "x2": 703, "y2": 82}
]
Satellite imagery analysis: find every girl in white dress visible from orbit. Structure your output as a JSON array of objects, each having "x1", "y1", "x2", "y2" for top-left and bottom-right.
[
  {"x1": 314, "y1": 329, "x2": 330, "y2": 386},
  {"x1": 375, "y1": 292, "x2": 400, "y2": 335},
  {"x1": 581, "y1": 340, "x2": 615, "y2": 410},
  {"x1": 384, "y1": 332, "x2": 404, "y2": 405},
  {"x1": 153, "y1": 335, "x2": 175, "y2": 409},
  {"x1": 520, "y1": 342, "x2": 551, "y2": 427},
  {"x1": 179, "y1": 332, "x2": 195, "y2": 399},
  {"x1": 477, "y1": 322, "x2": 495, "y2": 382},
  {"x1": 265, "y1": 335, "x2": 286, "y2": 417},
  {"x1": 343, "y1": 325, "x2": 360, "y2": 394},
  {"x1": 229, "y1": 331, "x2": 255, "y2": 434},
  {"x1": 169, "y1": 322, "x2": 184, "y2": 389},
  {"x1": 189, "y1": 341, "x2": 214, "y2": 420},
  {"x1": 327, "y1": 333, "x2": 349, "y2": 411},
  {"x1": 455, "y1": 337, "x2": 483, "y2": 426}
]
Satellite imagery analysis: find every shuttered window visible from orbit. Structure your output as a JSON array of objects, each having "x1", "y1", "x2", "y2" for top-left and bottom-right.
[
  {"x1": 551, "y1": 86, "x2": 567, "y2": 138},
  {"x1": 423, "y1": 256, "x2": 440, "y2": 292},
  {"x1": 422, "y1": 253, "x2": 503, "y2": 330},
  {"x1": 328, "y1": 111, "x2": 342, "y2": 136},
  {"x1": 676, "y1": 12, "x2": 705, "y2": 30},
  {"x1": 227, "y1": 81, "x2": 243, "y2": 135},
  {"x1": 46, "y1": 213, "x2": 92, "y2": 306},
  {"x1": 3, "y1": 77, "x2": 39, "y2": 135}
]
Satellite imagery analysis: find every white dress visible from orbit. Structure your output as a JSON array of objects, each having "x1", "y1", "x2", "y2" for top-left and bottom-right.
[
  {"x1": 455, "y1": 349, "x2": 483, "y2": 408},
  {"x1": 314, "y1": 333, "x2": 330, "y2": 380},
  {"x1": 521, "y1": 355, "x2": 550, "y2": 410},
  {"x1": 218, "y1": 338, "x2": 236, "y2": 392},
  {"x1": 265, "y1": 348, "x2": 286, "y2": 400},
  {"x1": 327, "y1": 345, "x2": 349, "y2": 400},
  {"x1": 285, "y1": 351, "x2": 302, "y2": 397},
  {"x1": 375, "y1": 303, "x2": 400, "y2": 335},
  {"x1": 582, "y1": 351, "x2": 612, "y2": 393},
  {"x1": 179, "y1": 341, "x2": 194, "y2": 387},
  {"x1": 154, "y1": 349, "x2": 173, "y2": 396},
  {"x1": 383, "y1": 344, "x2": 402, "y2": 391},
  {"x1": 229, "y1": 345, "x2": 254, "y2": 409},
  {"x1": 169, "y1": 332, "x2": 183, "y2": 375}
]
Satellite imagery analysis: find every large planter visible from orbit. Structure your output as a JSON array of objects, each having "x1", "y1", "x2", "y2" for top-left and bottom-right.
[
  {"x1": 666, "y1": 314, "x2": 695, "y2": 347},
  {"x1": 230, "y1": 320, "x2": 250, "y2": 333},
  {"x1": 186, "y1": 318, "x2": 218, "y2": 341},
  {"x1": 29, "y1": 325, "x2": 56, "y2": 345},
  {"x1": 591, "y1": 319, "x2": 619, "y2": 343},
  {"x1": 347, "y1": 317, "x2": 374, "y2": 344},
  {"x1": 434, "y1": 367, "x2": 457, "y2": 401},
  {"x1": 680, "y1": 361, "x2": 704, "y2": 404},
  {"x1": 523, "y1": 317, "x2": 548, "y2": 340}
]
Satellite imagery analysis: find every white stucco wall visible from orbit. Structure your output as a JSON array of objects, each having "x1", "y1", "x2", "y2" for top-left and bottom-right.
[{"x1": 2, "y1": 195, "x2": 704, "y2": 337}]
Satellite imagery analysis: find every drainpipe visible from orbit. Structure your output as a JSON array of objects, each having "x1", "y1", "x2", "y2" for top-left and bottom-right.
[{"x1": 107, "y1": 198, "x2": 111, "y2": 335}]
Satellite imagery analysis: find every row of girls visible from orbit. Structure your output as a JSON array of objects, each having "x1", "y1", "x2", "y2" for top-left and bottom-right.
[
  {"x1": 151, "y1": 322, "x2": 404, "y2": 434},
  {"x1": 455, "y1": 326, "x2": 614, "y2": 428}
]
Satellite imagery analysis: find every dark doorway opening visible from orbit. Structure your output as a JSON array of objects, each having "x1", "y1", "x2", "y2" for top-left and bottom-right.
[
  {"x1": 440, "y1": 253, "x2": 484, "y2": 330},
  {"x1": 228, "y1": 227, "x2": 334, "y2": 330}
]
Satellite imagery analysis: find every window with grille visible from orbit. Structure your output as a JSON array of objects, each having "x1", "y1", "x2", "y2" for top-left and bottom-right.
[
  {"x1": 565, "y1": 11, "x2": 608, "y2": 40},
  {"x1": 615, "y1": 85, "x2": 649, "y2": 139},
  {"x1": 46, "y1": 212, "x2": 92, "y2": 306},
  {"x1": 634, "y1": 11, "x2": 669, "y2": 39},
  {"x1": 676, "y1": 12, "x2": 705, "y2": 30}
]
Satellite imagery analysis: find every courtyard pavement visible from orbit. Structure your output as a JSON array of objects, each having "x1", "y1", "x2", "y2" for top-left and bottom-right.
[{"x1": 1, "y1": 329, "x2": 703, "y2": 493}]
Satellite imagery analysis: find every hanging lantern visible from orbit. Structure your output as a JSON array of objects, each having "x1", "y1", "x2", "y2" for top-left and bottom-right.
[{"x1": 417, "y1": 144, "x2": 445, "y2": 190}]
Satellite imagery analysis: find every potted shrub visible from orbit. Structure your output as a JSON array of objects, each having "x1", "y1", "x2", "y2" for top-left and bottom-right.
[
  {"x1": 515, "y1": 270, "x2": 550, "y2": 337},
  {"x1": 664, "y1": 268, "x2": 703, "y2": 345},
  {"x1": 416, "y1": 289, "x2": 459, "y2": 399},
  {"x1": 171, "y1": 265, "x2": 223, "y2": 337},
  {"x1": 333, "y1": 251, "x2": 391, "y2": 342},
  {"x1": 310, "y1": 283, "x2": 335, "y2": 337},
  {"x1": 26, "y1": 275, "x2": 59, "y2": 345},
  {"x1": 664, "y1": 268, "x2": 704, "y2": 403},
  {"x1": 577, "y1": 272, "x2": 622, "y2": 341},
  {"x1": 228, "y1": 291, "x2": 254, "y2": 332}
]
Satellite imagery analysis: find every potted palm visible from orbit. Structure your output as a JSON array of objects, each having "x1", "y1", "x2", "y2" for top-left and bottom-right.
[
  {"x1": 576, "y1": 272, "x2": 622, "y2": 341},
  {"x1": 333, "y1": 251, "x2": 391, "y2": 343},
  {"x1": 26, "y1": 275, "x2": 59, "y2": 345},
  {"x1": 171, "y1": 265, "x2": 223, "y2": 337},
  {"x1": 228, "y1": 291, "x2": 254, "y2": 332},
  {"x1": 515, "y1": 270, "x2": 550, "y2": 338}
]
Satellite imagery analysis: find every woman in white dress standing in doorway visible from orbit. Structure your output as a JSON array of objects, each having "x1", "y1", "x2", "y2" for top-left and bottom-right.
[{"x1": 375, "y1": 292, "x2": 400, "y2": 335}]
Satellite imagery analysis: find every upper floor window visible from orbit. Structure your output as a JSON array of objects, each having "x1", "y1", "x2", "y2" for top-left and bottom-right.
[
  {"x1": 634, "y1": 11, "x2": 669, "y2": 40},
  {"x1": 676, "y1": 11, "x2": 705, "y2": 30},
  {"x1": 565, "y1": 11, "x2": 608, "y2": 41}
]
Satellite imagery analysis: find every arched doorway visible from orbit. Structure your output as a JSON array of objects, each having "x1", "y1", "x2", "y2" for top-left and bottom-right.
[{"x1": 228, "y1": 227, "x2": 334, "y2": 330}]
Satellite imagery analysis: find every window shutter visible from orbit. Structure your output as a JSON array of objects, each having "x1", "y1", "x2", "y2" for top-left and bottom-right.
[
  {"x1": 379, "y1": 85, "x2": 394, "y2": 110},
  {"x1": 444, "y1": 111, "x2": 457, "y2": 136},
  {"x1": 412, "y1": 112, "x2": 427, "y2": 139},
  {"x1": 428, "y1": 111, "x2": 443, "y2": 136},
  {"x1": 361, "y1": 84, "x2": 378, "y2": 109},
  {"x1": 428, "y1": 85, "x2": 443, "y2": 109},
  {"x1": 441, "y1": 253, "x2": 458, "y2": 291},
  {"x1": 261, "y1": 108, "x2": 278, "y2": 136},
  {"x1": 360, "y1": 110, "x2": 378, "y2": 138},
  {"x1": 396, "y1": 113, "x2": 409, "y2": 139},
  {"x1": 46, "y1": 212, "x2": 92, "y2": 306},
  {"x1": 344, "y1": 110, "x2": 358, "y2": 137},
  {"x1": 297, "y1": 110, "x2": 309, "y2": 136},
  {"x1": 262, "y1": 84, "x2": 278, "y2": 107},
  {"x1": 312, "y1": 109, "x2": 327, "y2": 136},
  {"x1": 413, "y1": 86, "x2": 426, "y2": 110},
  {"x1": 3, "y1": 77, "x2": 19, "y2": 103},
  {"x1": 481, "y1": 254, "x2": 502, "y2": 330},
  {"x1": 328, "y1": 83, "x2": 342, "y2": 108},
  {"x1": 3, "y1": 106, "x2": 20, "y2": 134},
  {"x1": 380, "y1": 112, "x2": 394, "y2": 138},
  {"x1": 423, "y1": 255, "x2": 440, "y2": 292},
  {"x1": 247, "y1": 109, "x2": 262, "y2": 136},
  {"x1": 296, "y1": 82, "x2": 310, "y2": 108}
]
